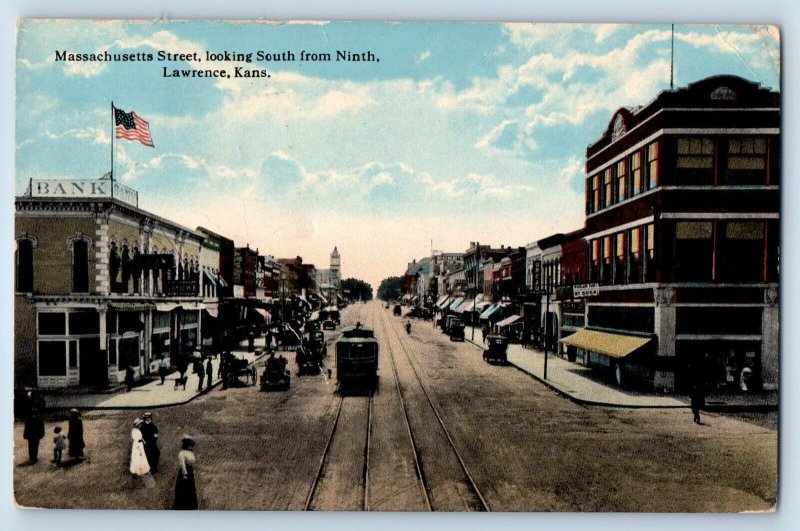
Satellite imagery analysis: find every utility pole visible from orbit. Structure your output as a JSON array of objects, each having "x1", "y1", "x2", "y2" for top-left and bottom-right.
[
  {"x1": 543, "y1": 285, "x2": 550, "y2": 380},
  {"x1": 471, "y1": 242, "x2": 479, "y2": 342}
]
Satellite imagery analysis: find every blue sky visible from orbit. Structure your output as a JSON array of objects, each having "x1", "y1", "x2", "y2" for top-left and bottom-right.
[{"x1": 15, "y1": 21, "x2": 780, "y2": 287}]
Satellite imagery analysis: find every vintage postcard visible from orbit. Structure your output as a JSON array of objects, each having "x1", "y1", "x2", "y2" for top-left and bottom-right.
[{"x1": 13, "y1": 20, "x2": 779, "y2": 511}]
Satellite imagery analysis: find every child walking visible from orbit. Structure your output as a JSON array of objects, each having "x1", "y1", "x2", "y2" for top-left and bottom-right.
[{"x1": 52, "y1": 426, "x2": 66, "y2": 466}]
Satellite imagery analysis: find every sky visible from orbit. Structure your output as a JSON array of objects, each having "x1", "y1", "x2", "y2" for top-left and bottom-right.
[{"x1": 15, "y1": 21, "x2": 780, "y2": 288}]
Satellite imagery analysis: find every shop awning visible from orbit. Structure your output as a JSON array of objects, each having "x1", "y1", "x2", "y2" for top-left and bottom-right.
[
  {"x1": 203, "y1": 271, "x2": 218, "y2": 287},
  {"x1": 475, "y1": 301, "x2": 492, "y2": 311},
  {"x1": 448, "y1": 297, "x2": 464, "y2": 311},
  {"x1": 436, "y1": 297, "x2": 451, "y2": 309},
  {"x1": 559, "y1": 329, "x2": 652, "y2": 359},
  {"x1": 496, "y1": 315, "x2": 522, "y2": 327},
  {"x1": 216, "y1": 275, "x2": 229, "y2": 288},
  {"x1": 317, "y1": 292, "x2": 328, "y2": 304},
  {"x1": 108, "y1": 302, "x2": 155, "y2": 311},
  {"x1": 154, "y1": 302, "x2": 183, "y2": 313},
  {"x1": 254, "y1": 308, "x2": 272, "y2": 324},
  {"x1": 435, "y1": 295, "x2": 449, "y2": 307},
  {"x1": 457, "y1": 300, "x2": 475, "y2": 313},
  {"x1": 479, "y1": 303, "x2": 503, "y2": 320}
]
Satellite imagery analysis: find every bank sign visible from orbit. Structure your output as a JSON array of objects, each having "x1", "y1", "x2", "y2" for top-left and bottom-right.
[{"x1": 30, "y1": 179, "x2": 138, "y2": 207}]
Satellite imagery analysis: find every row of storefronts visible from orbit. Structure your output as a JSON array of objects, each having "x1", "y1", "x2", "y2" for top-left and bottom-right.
[
  {"x1": 14, "y1": 182, "x2": 338, "y2": 389},
  {"x1": 405, "y1": 75, "x2": 780, "y2": 393}
]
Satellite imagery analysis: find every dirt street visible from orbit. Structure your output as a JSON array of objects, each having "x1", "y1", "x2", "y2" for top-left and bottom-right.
[{"x1": 14, "y1": 301, "x2": 777, "y2": 511}]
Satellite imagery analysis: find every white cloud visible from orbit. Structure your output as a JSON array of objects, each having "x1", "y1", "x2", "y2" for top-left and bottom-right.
[
  {"x1": 418, "y1": 50, "x2": 431, "y2": 62},
  {"x1": 43, "y1": 127, "x2": 109, "y2": 144}
]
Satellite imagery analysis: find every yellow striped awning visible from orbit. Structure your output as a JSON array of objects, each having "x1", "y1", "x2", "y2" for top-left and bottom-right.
[{"x1": 559, "y1": 328, "x2": 652, "y2": 359}]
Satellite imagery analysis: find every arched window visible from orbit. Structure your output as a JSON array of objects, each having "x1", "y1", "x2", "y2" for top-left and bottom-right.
[
  {"x1": 16, "y1": 239, "x2": 34, "y2": 293},
  {"x1": 72, "y1": 239, "x2": 89, "y2": 293},
  {"x1": 109, "y1": 242, "x2": 121, "y2": 293},
  {"x1": 121, "y1": 245, "x2": 131, "y2": 292}
]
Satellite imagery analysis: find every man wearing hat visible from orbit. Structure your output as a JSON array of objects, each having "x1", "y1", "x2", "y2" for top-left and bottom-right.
[{"x1": 138, "y1": 412, "x2": 160, "y2": 473}]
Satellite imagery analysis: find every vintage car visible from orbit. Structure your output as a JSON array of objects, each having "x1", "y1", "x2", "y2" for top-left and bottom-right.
[
  {"x1": 322, "y1": 318, "x2": 337, "y2": 330},
  {"x1": 260, "y1": 354, "x2": 291, "y2": 391},
  {"x1": 407, "y1": 306, "x2": 433, "y2": 320},
  {"x1": 449, "y1": 319, "x2": 465, "y2": 341},
  {"x1": 483, "y1": 334, "x2": 509, "y2": 364},
  {"x1": 393, "y1": 304, "x2": 402, "y2": 316}
]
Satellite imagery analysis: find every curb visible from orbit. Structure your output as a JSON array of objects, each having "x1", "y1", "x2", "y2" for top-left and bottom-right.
[
  {"x1": 464, "y1": 336, "x2": 777, "y2": 412},
  {"x1": 44, "y1": 351, "x2": 271, "y2": 412}
]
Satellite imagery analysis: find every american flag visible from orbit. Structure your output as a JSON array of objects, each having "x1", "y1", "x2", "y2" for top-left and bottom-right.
[{"x1": 114, "y1": 107, "x2": 154, "y2": 147}]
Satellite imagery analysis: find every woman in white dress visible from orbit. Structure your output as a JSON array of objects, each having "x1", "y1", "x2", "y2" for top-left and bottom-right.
[{"x1": 130, "y1": 419, "x2": 154, "y2": 488}]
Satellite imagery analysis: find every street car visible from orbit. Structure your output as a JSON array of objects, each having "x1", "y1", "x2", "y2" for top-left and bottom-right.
[{"x1": 449, "y1": 319, "x2": 465, "y2": 341}]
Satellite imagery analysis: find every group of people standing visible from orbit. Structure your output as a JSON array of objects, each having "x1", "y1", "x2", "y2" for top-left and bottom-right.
[
  {"x1": 23, "y1": 407, "x2": 84, "y2": 467},
  {"x1": 128, "y1": 412, "x2": 198, "y2": 509}
]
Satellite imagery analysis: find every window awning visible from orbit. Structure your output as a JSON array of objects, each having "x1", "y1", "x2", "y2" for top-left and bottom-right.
[
  {"x1": 448, "y1": 297, "x2": 464, "y2": 311},
  {"x1": 559, "y1": 329, "x2": 652, "y2": 359},
  {"x1": 496, "y1": 314, "x2": 522, "y2": 327},
  {"x1": 216, "y1": 274, "x2": 229, "y2": 288}
]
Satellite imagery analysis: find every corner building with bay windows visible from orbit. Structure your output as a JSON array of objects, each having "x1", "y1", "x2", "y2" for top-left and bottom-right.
[
  {"x1": 15, "y1": 181, "x2": 205, "y2": 389},
  {"x1": 572, "y1": 75, "x2": 779, "y2": 392}
]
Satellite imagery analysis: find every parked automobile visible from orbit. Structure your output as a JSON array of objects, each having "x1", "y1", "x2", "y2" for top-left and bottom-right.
[
  {"x1": 393, "y1": 304, "x2": 402, "y2": 316},
  {"x1": 449, "y1": 319, "x2": 465, "y2": 341},
  {"x1": 483, "y1": 335, "x2": 509, "y2": 364}
]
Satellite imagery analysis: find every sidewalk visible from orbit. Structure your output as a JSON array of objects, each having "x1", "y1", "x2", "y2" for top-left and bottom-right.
[
  {"x1": 43, "y1": 338, "x2": 271, "y2": 411},
  {"x1": 463, "y1": 326, "x2": 777, "y2": 411}
]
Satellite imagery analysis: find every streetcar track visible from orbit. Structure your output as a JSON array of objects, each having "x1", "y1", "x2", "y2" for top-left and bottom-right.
[
  {"x1": 379, "y1": 308, "x2": 490, "y2": 512},
  {"x1": 305, "y1": 306, "x2": 374, "y2": 511}
]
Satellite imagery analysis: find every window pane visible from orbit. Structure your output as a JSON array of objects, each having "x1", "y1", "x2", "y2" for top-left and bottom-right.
[
  {"x1": 676, "y1": 221, "x2": 713, "y2": 240},
  {"x1": 73, "y1": 240, "x2": 89, "y2": 293},
  {"x1": 726, "y1": 222, "x2": 764, "y2": 240},
  {"x1": 17, "y1": 239, "x2": 34, "y2": 292},
  {"x1": 39, "y1": 341, "x2": 67, "y2": 376},
  {"x1": 69, "y1": 311, "x2": 99, "y2": 335},
  {"x1": 69, "y1": 341, "x2": 78, "y2": 368},
  {"x1": 38, "y1": 312, "x2": 66, "y2": 335}
]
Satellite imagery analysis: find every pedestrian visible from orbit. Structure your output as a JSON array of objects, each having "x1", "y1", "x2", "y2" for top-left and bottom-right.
[
  {"x1": 481, "y1": 324, "x2": 489, "y2": 344},
  {"x1": 690, "y1": 385, "x2": 705, "y2": 424},
  {"x1": 195, "y1": 360, "x2": 205, "y2": 392},
  {"x1": 205, "y1": 358, "x2": 213, "y2": 390},
  {"x1": 138, "y1": 412, "x2": 160, "y2": 473},
  {"x1": 130, "y1": 419, "x2": 154, "y2": 488},
  {"x1": 158, "y1": 356, "x2": 169, "y2": 385},
  {"x1": 125, "y1": 366, "x2": 135, "y2": 392},
  {"x1": 52, "y1": 426, "x2": 66, "y2": 466},
  {"x1": 172, "y1": 436, "x2": 198, "y2": 510},
  {"x1": 23, "y1": 407, "x2": 45, "y2": 464},
  {"x1": 67, "y1": 408, "x2": 85, "y2": 461}
]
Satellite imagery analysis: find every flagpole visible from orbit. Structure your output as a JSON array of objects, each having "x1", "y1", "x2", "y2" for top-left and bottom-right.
[{"x1": 110, "y1": 102, "x2": 115, "y2": 199}]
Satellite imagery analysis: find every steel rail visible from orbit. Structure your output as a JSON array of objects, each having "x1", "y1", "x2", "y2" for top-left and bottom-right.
[{"x1": 383, "y1": 309, "x2": 491, "y2": 512}]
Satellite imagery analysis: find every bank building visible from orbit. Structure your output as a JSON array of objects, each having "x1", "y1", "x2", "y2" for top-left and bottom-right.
[{"x1": 14, "y1": 177, "x2": 206, "y2": 389}]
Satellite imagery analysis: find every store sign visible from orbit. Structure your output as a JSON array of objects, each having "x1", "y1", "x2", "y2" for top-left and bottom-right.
[
  {"x1": 30, "y1": 178, "x2": 138, "y2": 206},
  {"x1": 572, "y1": 283, "x2": 600, "y2": 297}
]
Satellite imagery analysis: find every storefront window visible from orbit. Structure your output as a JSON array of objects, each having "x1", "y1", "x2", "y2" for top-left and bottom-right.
[
  {"x1": 39, "y1": 341, "x2": 67, "y2": 376},
  {"x1": 117, "y1": 337, "x2": 140, "y2": 370},
  {"x1": 723, "y1": 137, "x2": 767, "y2": 185},
  {"x1": 69, "y1": 311, "x2": 99, "y2": 335},
  {"x1": 674, "y1": 221, "x2": 713, "y2": 281},
  {"x1": 38, "y1": 312, "x2": 66, "y2": 335},
  {"x1": 69, "y1": 341, "x2": 78, "y2": 369},
  {"x1": 675, "y1": 137, "x2": 714, "y2": 185}
]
